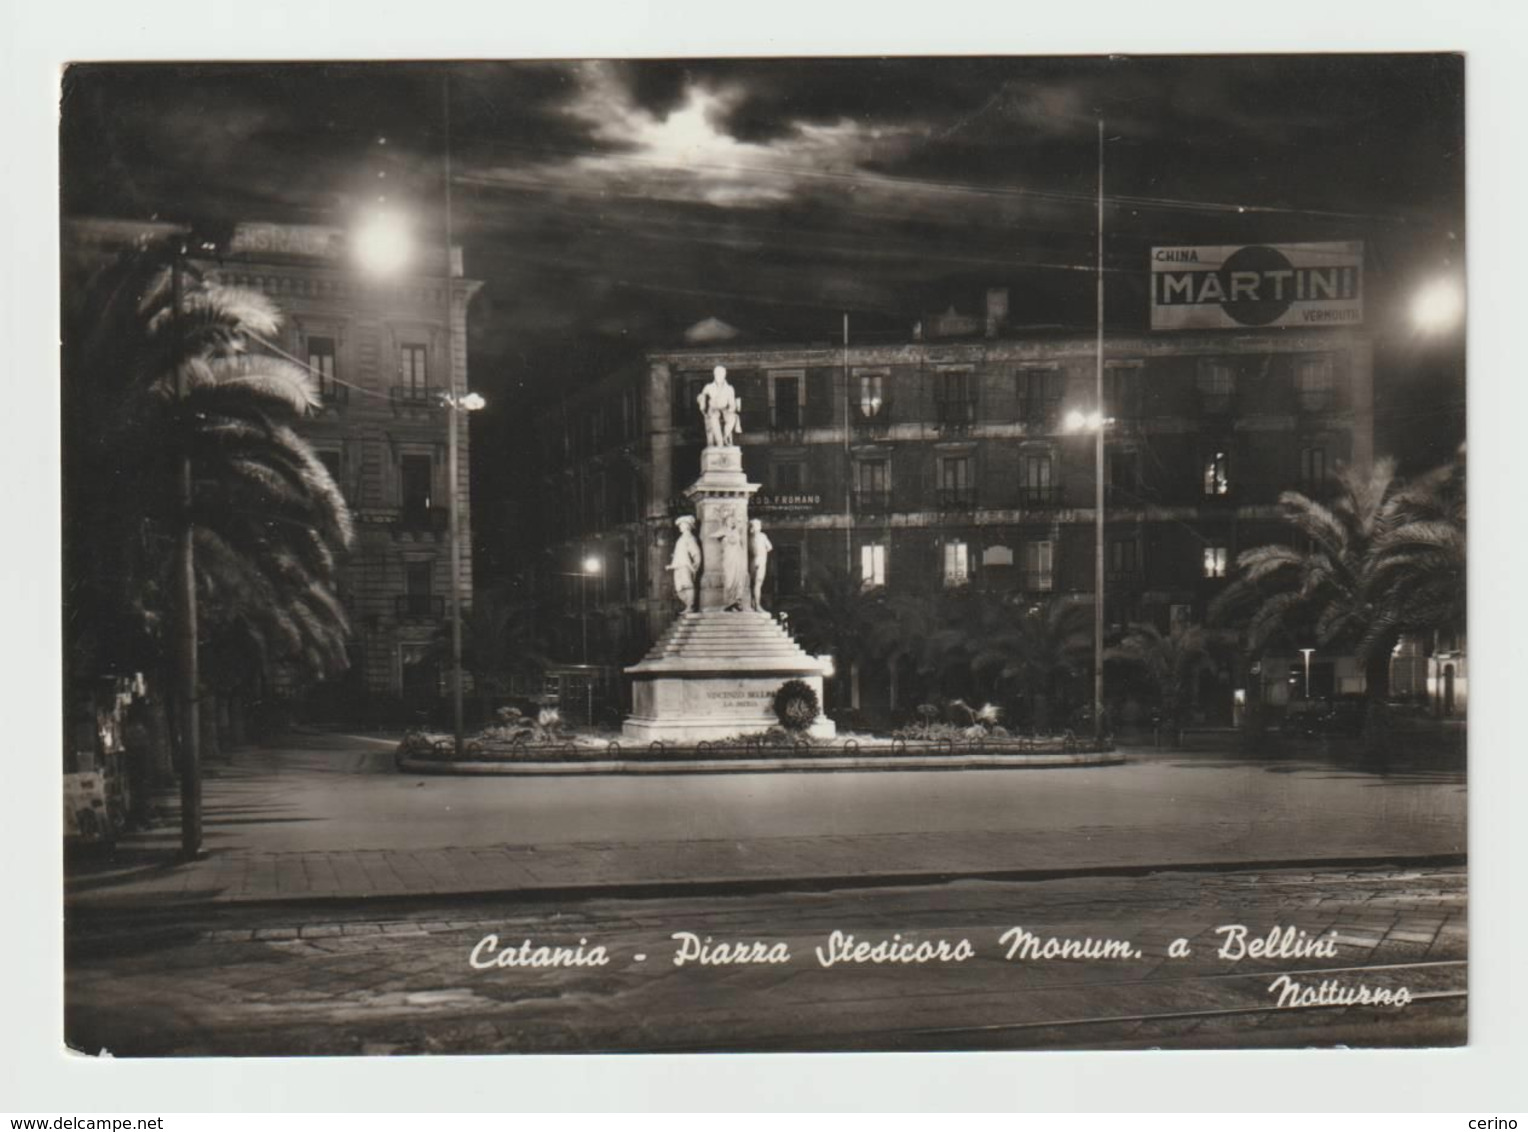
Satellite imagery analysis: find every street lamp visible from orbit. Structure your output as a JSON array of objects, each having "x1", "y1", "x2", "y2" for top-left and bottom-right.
[
  {"x1": 1299, "y1": 647, "x2": 1316, "y2": 700},
  {"x1": 352, "y1": 208, "x2": 412, "y2": 277},
  {"x1": 1063, "y1": 408, "x2": 1114, "y2": 741},
  {"x1": 441, "y1": 390, "x2": 486, "y2": 759},
  {"x1": 580, "y1": 553, "x2": 603, "y2": 665},
  {"x1": 1411, "y1": 277, "x2": 1464, "y2": 335}
]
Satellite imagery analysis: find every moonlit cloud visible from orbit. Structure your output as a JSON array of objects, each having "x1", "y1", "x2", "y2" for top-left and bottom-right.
[{"x1": 476, "y1": 62, "x2": 906, "y2": 208}]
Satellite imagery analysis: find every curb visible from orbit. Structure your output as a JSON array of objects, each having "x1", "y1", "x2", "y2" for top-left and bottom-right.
[
  {"x1": 395, "y1": 750, "x2": 1126, "y2": 776},
  {"x1": 64, "y1": 851, "x2": 1468, "y2": 930}
]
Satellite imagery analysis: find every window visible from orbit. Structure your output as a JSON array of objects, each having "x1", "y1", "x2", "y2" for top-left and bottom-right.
[
  {"x1": 1021, "y1": 453, "x2": 1055, "y2": 505},
  {"x1": 400, "y1": 454, "x2": 433, "y2": 522},
  {"x1": 1295, "y1": 356, "x2": 1334, "y2": 412},
  {"x1": 770, "y1": 372, "x2": 803, "y2": 430},
  {"x1": 939, "y1": 455, "x2": 975, "y2": 507},
  {"x1": 1109, "y1": 539, "x2": 1139, "y2": 576},
  {"x1": 937, "y1": 370, "x2": 976, "y2": 426},
  {"x1": 774, "y1": 461, "x2": 805, "y2": 493},
  {"x1": 398, "y1": 560, "x2": 437, "y2": 618},
  {"x1": 405, "y1": 560, "x2": 432, "y2": 596},
  {"x1": 774, "y1": 544, "x2": 803, "y2": 597},
  {"x1": 858, "y1": 372, "x2": 886, "y2": 419},
  {"x1": 622, "y1": 388, "x2": 639, "y2": 438},
  {"x1": 308, "y1": 336, "x2": 341, "y2": 402},
  {"x1": 942, "y1": 540, "x2": 970, "y2": 587},
  {"x1": 1197, "y1": 360, "x2": 1234, "y2": 413},
  {"x1": 1203, "y1": 546, "x2": 1229, "y2": 578},
  {"x1": 860, "y1": 542, "x2": 887, "y2": 589},
  {"x1": 1300, "y1": 446, "x2": 1327, "y2": 491},
  {"x1": 1107, "y1": 448, "x2": 1138, "y2": 495},
  {"x1": 854, "y1": 458, "x2": 890, "y2": 510},
  {"x1": 1017, "y1": 367, "x2": 1063, "y2": 427},
  {"x1": 399, "y1": 343, "x2": 428, "y2": 396},
  {"x1": 1104, "y1": 364, "x2": 1139, "y2": 419},
  {"x1": 1024, "y1": 540, "x2": 1054, "y2": 591},
  {"x1": 1203, "y1": 450, "x2": 1231, "y2": 496}
]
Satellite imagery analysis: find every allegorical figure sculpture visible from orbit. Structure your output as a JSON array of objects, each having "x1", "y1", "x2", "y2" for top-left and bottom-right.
[
  {"x1": 749, "y1": 519, "x2": 772, "y2": 612},
  {"x1": 666, "y1": 515, "x2": 702, "y2": 612},
  {"x1": 697, "y1": 364, "x2": 741, "y2": 448},
  {"x1": 713, "y1": 513, "x2": 749, "y2": 611}
]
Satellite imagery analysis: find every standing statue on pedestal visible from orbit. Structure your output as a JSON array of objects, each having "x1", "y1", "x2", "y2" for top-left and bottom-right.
[
  {"x1": 697, "y1": 364, "x2": 742, "y2": 448},
  {"x1": 713, "y1": 513, "x2": 749, "y2": 611},
  {"x1": 749, "y1": 519, "x2": 772, "y2": 612},
  {"x1": 666, "y1": 515, "x2": 702, "y2": 613}
]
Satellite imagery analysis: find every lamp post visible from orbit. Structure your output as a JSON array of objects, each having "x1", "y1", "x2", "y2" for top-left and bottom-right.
[
  {"x1": 1299, "y1": 647, "x2": 1315, "y2": 700},
  {"x1": 442, "y1": 391, "x2": 486, "y2": 759},
  {"x1": 1064, "y1": 407, "x2": 1113, "y2": 742},
  {"x1": 580, "y1": 553, "x2": 603, "y2": 664}
]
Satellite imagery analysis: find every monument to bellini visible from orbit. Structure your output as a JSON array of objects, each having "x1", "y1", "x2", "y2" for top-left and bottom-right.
[{"x1": 622, "y1": 366, "x2": 836, "y2": 742}]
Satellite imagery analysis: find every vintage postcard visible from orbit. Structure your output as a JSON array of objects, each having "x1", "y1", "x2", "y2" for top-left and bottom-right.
[{"x1": 58, "y1": 54, "x2": 1466, "y2": 1058}]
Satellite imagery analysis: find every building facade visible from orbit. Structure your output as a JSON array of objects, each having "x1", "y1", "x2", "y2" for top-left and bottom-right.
[
  {"x1": 520, "y1": 290, "x2": 1375, "y2": 718},
  {"x1": 208, "y1": 223, "x2": 482, "y2": 709},
  {"x1": 69, "y1": 218, "x2": 481, "y2": 711}
]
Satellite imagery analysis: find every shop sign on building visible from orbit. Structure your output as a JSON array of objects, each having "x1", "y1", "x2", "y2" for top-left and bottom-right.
[
  {"x1": 752, "y1": 493, "x2": 824, "y2": 514},
  {"x1": 1151, "y1": 242, "x2": 1363, "y2": 330},
  {"x1": 229, "y1": 222, "x2": 344, "y2": 260}
]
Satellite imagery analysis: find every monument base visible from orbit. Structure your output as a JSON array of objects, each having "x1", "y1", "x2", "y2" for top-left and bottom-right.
[{"x1": 623, "y1": 611, "x2": 836, "y2": 744}]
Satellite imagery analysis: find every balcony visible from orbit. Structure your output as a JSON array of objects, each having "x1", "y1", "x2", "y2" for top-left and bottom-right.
[
  {"x1": 935, "y1": 398, "x2": 977, "y2": 432},
  {"x1": 769, "y1": 405, "x2": 805, "y2": 436},
  {"x1": 394, "y1": 506, "x2": 449, "y2": 535},
  {"x1": 1020, "y1": 485, "x2": 1061, "y2": 508},
  {"x1": 395, "y1": 594, "x2": 445, "y2": 619},
  {"x1": 852, "y1": 401, "x2": 893, "y2": 435},
  {"x1": 852, "y1": 489, "x2": 892, "y2": 514},
  {"x1": 1017, "y1": 401, "x2": 1060, "y2": 433},
  {"x1": 936, "y1": 486, "x2": 977, "y2": 511},
  {"x1": 390, "y1": 385, "x2": 440, "y2": 413}
]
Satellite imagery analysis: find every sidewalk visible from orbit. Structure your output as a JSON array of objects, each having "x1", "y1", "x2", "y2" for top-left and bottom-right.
[{"x1": 65, "y1": 735, "x2": 1467, "y2": 914}]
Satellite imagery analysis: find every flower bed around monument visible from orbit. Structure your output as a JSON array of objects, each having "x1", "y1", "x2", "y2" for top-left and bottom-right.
[{"x1": 396, "y1": 725, "x2": 1116, "y2": 767}]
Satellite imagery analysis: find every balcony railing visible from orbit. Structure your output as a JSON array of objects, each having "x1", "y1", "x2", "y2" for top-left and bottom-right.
[
  {"x1": 390, "y1": 385, "x2": 439, "y2": 411},
  {"x1": 769, "y1": 405, "x2": 805, "y2": 433},
  {"x1": 852, "y1": 402, "x2": 893, "y2": 433},
  {"x1": 852, "y1": 489, "x2": 892, "y2": 513},
  {"x1": 1020, "y1": 485, "x2": 1061, "y2": 508},
  {"x1": 1017, "y1": 401, "x2": 1060, "y2": 432},
  {"x1": 935, "y1": 398, "x2": 978, "y2": 430},
  {"x1": 936, "y1": 486, "x2": 977, "y2": 510},
  {"x1": 395, "y1": 594, "x2": 445, "y2": 619},
  {"x1": 395, "y1": 505, "x2": 449, "y2": 533},
  {"x1": 319, "y1": 381, "x2": 349, "y2": 407}
]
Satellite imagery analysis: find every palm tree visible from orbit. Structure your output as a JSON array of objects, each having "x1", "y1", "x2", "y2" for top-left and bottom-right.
[
  {"x1": 64, "y1": 243, "x2": 353, "y2": 763},
  {"x1": 969, "y1": 595, "x2": 1092, "y2": 731},
  {"x1": 781, "y1": 563, "x2": 884, "y2": 711},
  {"x1": 1209, "y1": 458, "x2": 1415, "y2": 727},
  {"x1": 1106, "y1": 621, "x2": 1233, "y2": 745},
  {"x1": 1360, "y1": 447, "x2": 1466, "y2": 659},
  {"x1": 866, "y1": 590, "x2": 943, "y2": 714}
]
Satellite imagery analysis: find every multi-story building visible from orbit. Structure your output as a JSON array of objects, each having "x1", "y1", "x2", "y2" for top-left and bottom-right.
[
  {"x1": 68, "y1": 218, "x2": 481, "y2": 713},
  {"x1": 519, "y1": 286, "x2": 1376, "y2": 719}
]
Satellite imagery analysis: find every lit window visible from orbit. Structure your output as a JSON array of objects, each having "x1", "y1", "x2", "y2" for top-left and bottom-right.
[
  {"x1": 1204, "y1": 546, "x2": 1228, "y2": 578},
  {"x1": 1024, "y1": 540, "x2": 1053, "y2": 591},
  {"x1": 308, "y1": 335, "x2": 339, "y2": 400},
  {"x1": 859, "y1": 372, "x2": 885, "y2": 418},
  {"x1": 942, "y1": 540, "x2": 970, "y2": 587},
  {"x1": 1204, "y1": 451, "x2": 1230, "y2": 496},
  {"x1": 860, "y1": 542, "x2": 887, "y2": 589}
]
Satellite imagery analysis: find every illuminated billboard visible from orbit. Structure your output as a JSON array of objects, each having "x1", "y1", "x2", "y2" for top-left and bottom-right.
[{"x1": 1150, "y1": 242, "x2": 1363, "y2": 330}]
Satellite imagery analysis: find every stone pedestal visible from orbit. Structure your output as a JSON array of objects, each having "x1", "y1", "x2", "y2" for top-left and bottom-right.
[{"x1": 624, "y1": 443, "x2": 835, "y2": 744}]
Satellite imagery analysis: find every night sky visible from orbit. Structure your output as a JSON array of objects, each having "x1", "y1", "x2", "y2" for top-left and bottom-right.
[{"x1": 60, "y1": 55, "x2": 1466, "y2": 537}]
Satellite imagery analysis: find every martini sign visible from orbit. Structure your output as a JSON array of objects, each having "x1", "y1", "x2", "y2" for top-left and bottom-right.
[{"x1": 1151, "y1": 242, "x2": 1363, "y2": 330}]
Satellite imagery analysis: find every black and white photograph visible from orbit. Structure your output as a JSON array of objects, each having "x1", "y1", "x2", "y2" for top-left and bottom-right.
[{"x1": 55, "y1": 50, "x2": 1470, "y2": 1061}]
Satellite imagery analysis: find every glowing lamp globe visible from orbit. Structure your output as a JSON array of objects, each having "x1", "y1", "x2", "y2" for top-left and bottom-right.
[
  {"x1": 1412, "y1": 278, "x2": 1464, "y2": 334},
  {"x1": 353, "y1": 210, "x2": 411, "y2": 276}
]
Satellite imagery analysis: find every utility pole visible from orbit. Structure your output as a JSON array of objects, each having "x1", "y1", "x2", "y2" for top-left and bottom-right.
[
  {"x1": 172, "y1": 243, "x2": 202, "y2": 857},
  {"x1": 1093, "y1": 117, "x2": 1107, "y2": 744},
  {"x1": 444, "y1": 72, "x2": 466, "y2": 762},
  {"x1": 842, "y1": 312, "x2": 852, "y2": 577}
]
